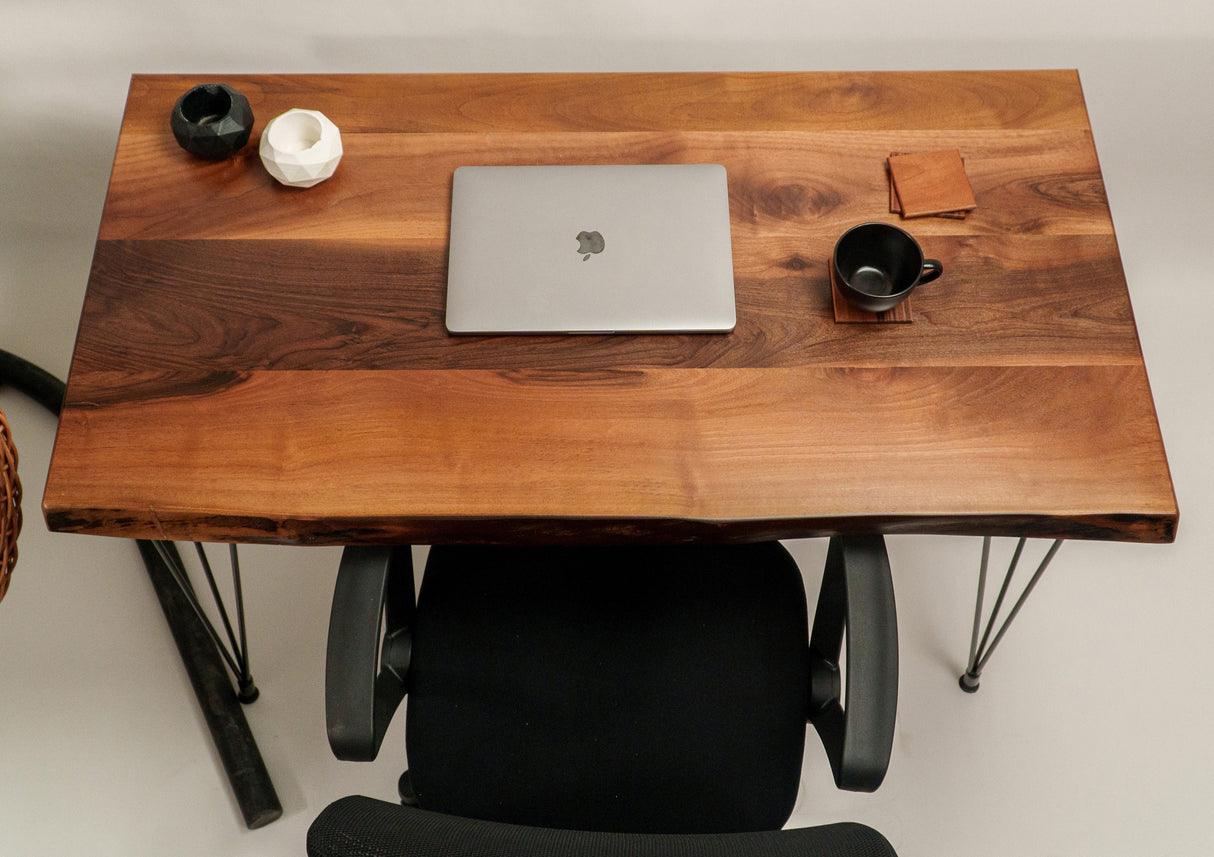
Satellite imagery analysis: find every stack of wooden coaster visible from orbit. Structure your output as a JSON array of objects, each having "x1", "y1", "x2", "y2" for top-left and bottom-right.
[{"x1": 887, "y1": 149, "x2": 976, "y2": 219}]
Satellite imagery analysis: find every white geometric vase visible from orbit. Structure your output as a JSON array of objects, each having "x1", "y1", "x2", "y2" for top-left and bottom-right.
[{"x1": 259, "y1": 108, "x2": 343, "y2": 188}]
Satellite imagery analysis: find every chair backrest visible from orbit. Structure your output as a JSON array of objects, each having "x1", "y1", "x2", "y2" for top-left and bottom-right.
[{"x1": 405, "y1": 543, "x2": 811, "y2": 834}]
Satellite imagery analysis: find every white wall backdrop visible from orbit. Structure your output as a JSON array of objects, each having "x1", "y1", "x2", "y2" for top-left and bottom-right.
[{"x1": 2, "y1": 3, "x2": 1213, "y2": 855}]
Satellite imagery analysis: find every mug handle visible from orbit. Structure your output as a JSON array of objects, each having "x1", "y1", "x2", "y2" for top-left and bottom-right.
[{"x1": 919, "y1": 259, "x2": 943, "y2": 285}]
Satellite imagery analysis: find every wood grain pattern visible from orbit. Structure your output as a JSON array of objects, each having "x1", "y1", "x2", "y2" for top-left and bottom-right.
[
  {"x1": 43, "y1": 71, "x2": 1177, "y2": 545},
  {"x1": 96, "y1": 129, "x2": 1109, "y2": 241},
  {"x1": 115, "y1": 72, "x2": 1095, "y2": 135},
  {"x1": 46, "y1": 365, "x2": 1175, "y2": 544}
]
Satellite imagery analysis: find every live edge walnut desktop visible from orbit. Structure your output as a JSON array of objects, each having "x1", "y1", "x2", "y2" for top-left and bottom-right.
[{"x1": 43, "y1": 71, "x2": 1176, "y2": 552}]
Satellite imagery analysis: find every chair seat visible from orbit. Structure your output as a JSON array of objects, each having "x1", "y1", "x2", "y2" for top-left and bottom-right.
[{"x1": 307, "y1": 797, "x2": 898, "y2": 857}]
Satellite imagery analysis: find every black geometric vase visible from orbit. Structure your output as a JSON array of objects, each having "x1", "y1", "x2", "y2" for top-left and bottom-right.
[{"x1": 170, "y1": 83, "x2": 255, "y2": 159}]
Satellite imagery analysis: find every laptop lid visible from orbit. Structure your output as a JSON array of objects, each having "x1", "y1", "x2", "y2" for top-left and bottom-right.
[{"x1": 445, "y1": 164, "x2": 736, "y2": 335}]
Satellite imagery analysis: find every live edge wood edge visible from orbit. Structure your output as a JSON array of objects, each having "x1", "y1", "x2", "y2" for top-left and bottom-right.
[{"x1": 41, "y1": 510, "x2": 1175, "y2": 547}]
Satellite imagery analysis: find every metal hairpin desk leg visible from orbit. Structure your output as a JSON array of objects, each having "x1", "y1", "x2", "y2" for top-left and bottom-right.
[
  {"x1": 960, "y1": 537, "x2": 1064, "y2": 693},
  {"x1": 149, "y1": 541, "x2": 260, "y2": 703}
]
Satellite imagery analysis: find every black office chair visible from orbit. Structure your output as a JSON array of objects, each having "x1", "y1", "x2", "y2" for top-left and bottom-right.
[{"x1": 311, "y1": 537, "x2": 899, "y2": 856}]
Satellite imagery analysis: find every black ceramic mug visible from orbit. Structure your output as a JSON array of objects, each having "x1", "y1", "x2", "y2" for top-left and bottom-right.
[{"x1": 833, "y1": 222, "x2": 943, "y2": 313}]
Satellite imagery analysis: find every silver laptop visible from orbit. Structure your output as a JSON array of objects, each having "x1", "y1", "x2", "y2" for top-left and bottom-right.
[{"x1": 445, "y1": 164, "x2": 736, "y2": 335}]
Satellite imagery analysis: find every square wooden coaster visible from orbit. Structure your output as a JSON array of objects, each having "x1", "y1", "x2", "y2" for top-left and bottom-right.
[
  {"x1": 889, "y1": 156, "x2": 968, "y2": 220},
  {"x1": 830, "y1": 264, "x2": 913, "y2": 323},
  {"x1": 888, "y1": 149, "x2": 976, "y2": 218}
]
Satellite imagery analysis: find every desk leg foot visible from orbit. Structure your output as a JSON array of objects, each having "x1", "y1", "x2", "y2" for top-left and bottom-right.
[
  {"x1": 236, "y1": 676, "x2": 261, "y2": 704},
  {"x1": 960, "y1": 537, "x2": 1063, "y2": 693}
]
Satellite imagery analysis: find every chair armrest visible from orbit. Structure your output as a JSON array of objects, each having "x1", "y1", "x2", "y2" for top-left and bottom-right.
[
  {"x1": 326, "y1": 545, "x2": 415, "y2": 761},
  {"x1": 808, "y1": 535, "x2": 899, "y2": 792}
]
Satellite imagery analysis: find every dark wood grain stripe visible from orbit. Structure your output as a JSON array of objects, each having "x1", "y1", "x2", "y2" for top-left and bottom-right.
[{"x1": 66, "y1": 233, "x2": 1143, "y2": 405}]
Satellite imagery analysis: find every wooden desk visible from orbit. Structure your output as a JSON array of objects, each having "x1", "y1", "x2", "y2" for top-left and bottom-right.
[{"x1": 43, "y1": 71, "x2": 1177, "y2": 546}]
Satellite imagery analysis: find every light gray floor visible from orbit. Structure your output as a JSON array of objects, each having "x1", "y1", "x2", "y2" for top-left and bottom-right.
[{"x1": 3, "y1": 4, "x2": 1213, "y2": 855}]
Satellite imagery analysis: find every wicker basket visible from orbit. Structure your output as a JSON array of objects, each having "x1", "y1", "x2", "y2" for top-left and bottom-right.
[{"x1": 0, "y1": 408, "x2": 21, "y2": 603}]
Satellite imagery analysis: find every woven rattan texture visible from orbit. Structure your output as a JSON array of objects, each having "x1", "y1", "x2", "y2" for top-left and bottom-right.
[{"x1": 0, "y1": 409, "x2": 21, "y2": 603}]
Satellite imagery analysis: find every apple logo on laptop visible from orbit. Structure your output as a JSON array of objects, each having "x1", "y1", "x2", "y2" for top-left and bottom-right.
[{"x1": 576, "y1": 230, "x2": 605, "y2": 261}]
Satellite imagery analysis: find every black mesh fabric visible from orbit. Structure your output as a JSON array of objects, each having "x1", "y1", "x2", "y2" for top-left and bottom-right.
[
  {"x1": 404, "y1": 543, "x2": 811, "y2": 833},
  {"x1": 307, "y1": 798, "x2": 898, "y2": 857}
]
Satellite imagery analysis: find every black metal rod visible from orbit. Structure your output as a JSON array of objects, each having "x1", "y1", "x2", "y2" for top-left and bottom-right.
[
  {"x1": 965, "y1": 536, "x2": 992, "y2": 676},
  {"x1": 973, "y1": 539, "x2": 1063, "y2": 676},
  {"x1": 228, "y1": 544, "x2": 258, "y2": 702},
  {"x1": 152, "y1": 540, "x2": 245, "y2": 680},
  {"x1": 231, "y1": 544, "x2": 248, "y2": 667},
  {"x1": 972, "y1": 537, "x2": 1027, "y2": 665},
  {"x1": 162, "y1": 542, "x2": 259, "y2": 702},
  {"x1": 194, "y1": 542, "x2": 247, "y2": 676}
]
